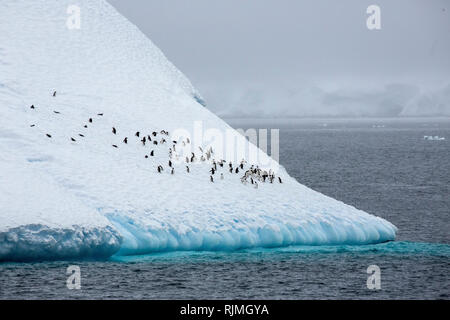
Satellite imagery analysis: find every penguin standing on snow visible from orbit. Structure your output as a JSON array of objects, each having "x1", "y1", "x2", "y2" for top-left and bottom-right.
[
  {"x1": 171, "y1": 168, "x2": 174, "y2": 175},
  {"x1": 150, "y1": 150, "x2": 154, "y2": 156},
  {"x1": 70, "y1": 137, "x2": 76, "y2": 142},
  {"x1": 30, "y1": 105, "x2": 35, "y2": 109},
  {"x1": 186, "y1": 166, "x2": 190, "y2": 173},
  {"x1": 168, "y1": 160, "x2": 172, "y2": 167},
  {"x1": 89, "y1": 118, "x2": 93, "y2": 123},
  {"x1": 210, "y1": 175, "x2": 214, "y2": 183},
  {"x1": 53, "y1": 91, "x2": 56, "y2": 97},
  {"x1": 135, "y1": 131, "x2": 140, "y2": 137},
  {"x1": 157, "y1": 165, "x2": 163, "y2": 173},
  {"x1": 46, "y1": 134, "x2": 52, "y2": 138},
  {"x1": 112, "y1": 127, "x2": 116, "y2": 134},
  {"x1": 278, "y1": 177, "x2": 282, "y2": 183},
  {"x1": 141, "y1": 136, "x2": 146, "y2": 146},
  {"x1": 123, "y1": 137, "x2": 128, "y2": 144}
]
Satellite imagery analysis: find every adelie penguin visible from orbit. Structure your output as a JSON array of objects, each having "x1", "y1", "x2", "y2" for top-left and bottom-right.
[
  {"x1": 79, "y1": 134, "x2": 85, "y2": 137},
  {"x1": 112, "y1": 144, "x2": 118, "y2": 148},
  {"x1": 278, "y1": 177, "x2": 282, "y2": 183},
  {"x1": 135, "y1": 131, "x2": 140, "y2": 137},
  {"x1": 112, "y1": 127, "x2": 116, "y2": 134},
  {"x1": 186, "y1": 166, "x2": 190, "y2": 173},
  {"x1": 210, "y1": 175, "x2": 214, "y2": 183},
  {"x1": 53, "y1": 111, "x2": 60, "y2": 114},
  {"x1": 123, "y1": 137, "x2": 128, "y2": 144},
  {"x1": 46, "y1": 134, "x2": 52, "y2": 138},
  {"x1": 52, "y1": 91, "x2": 56, "y2": 97},
  {"x1": 150, "y1": 150, "x2": 154, "y2": 156},
  {"x1": 89, "y1": 118, "x2": 93, "y2": 123},
  {"x1": 97, "y1": 113, "x2": 103, "y2": 116},
  {"x1": 145, "y1": 155, "x2": 148, "y2": 159},
  {"x1": 171, "y1": 168, "x2": 174, "y2": 175},
  {"x1": 30, "y1": 124, "x2": 35, "y2": 127},
  {"x1": 152, "y1": 131, "x2": 157, "y2": 136},
  {"x1": 70, "y1": 137, "x2": 76, "y2": 142},
  {"x1": 30, "y1": 105, "x2": 35, "y2": 109},
  {"x1": 157, "y1": 165, "x2": 163, "y2": 173},
  {"x1": 141, "y1": 136, "x2": 146, "y2": 145},
  {"x1": 168, "y1": 160, "x2": 172, "y2": 167},
  {"x1": 84, "y1": 125, "x2": 88, "y2": 128}
]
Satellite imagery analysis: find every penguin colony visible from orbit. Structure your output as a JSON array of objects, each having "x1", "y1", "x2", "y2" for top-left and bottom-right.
[{"x1": 28, "y1": 91, "x2": 284, "y2": 187}]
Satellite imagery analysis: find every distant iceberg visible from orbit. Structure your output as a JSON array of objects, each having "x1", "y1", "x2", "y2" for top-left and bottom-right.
[
  {"x1": 0, "y1": 0, "x2": 397, "y2": 262},
  {"x1": 423, "y1": 135, "x2": 446, "y2": 141}
]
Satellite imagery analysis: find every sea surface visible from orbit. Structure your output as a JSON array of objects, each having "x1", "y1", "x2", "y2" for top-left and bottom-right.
[{"x1": 0, "y1": 117, "x2": 449, "y2": 299}]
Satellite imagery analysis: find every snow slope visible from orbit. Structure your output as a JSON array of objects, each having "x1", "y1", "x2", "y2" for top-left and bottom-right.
[{"x1": 0, "y1": 0, "x2": 396, "y2": 261}]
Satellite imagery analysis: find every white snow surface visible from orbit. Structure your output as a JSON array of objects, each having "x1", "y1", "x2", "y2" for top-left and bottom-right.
[{"x1": 0, "y1": 0, "x2": 397, "y2": 261}]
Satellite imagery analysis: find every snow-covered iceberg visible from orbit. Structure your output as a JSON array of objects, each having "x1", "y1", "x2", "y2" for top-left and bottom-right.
[{"x1": 0, "y1": 0, "x2": 396, "y2": 262}]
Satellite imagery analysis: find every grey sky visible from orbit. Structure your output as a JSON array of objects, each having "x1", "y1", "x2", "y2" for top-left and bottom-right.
[{"x1": 108, "y1": 0, "x2": 450, "y2": 117}]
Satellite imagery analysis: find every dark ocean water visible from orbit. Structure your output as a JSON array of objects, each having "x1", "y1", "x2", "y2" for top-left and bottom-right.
[{"x1": 0, "y1": 118, "x2": 449, "y2": 299}]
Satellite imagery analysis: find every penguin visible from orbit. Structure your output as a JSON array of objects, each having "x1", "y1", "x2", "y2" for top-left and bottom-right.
[
  {"x1": 135, "y1": 131, "x2": 140, "y2": 137},
  {"x1": 171, "y1": 168, "x2": 174, "y2": 175},
  {"x1": 153, "y1": 140, "x2": 158, "y2": 145},
  {"x1": 220, "y1": 173, "x2": 224, "y2": 180},
  {"x1": 84, "y1": 125, "x2": 88, "y2": 128},
  {"x1": 150, "y1": 150, "x2": 154, "y2": 156},
  {"x1": 186, "y1": 137, "x2": 190, "y2": 144},
  {"x1": 89, "y1": 118, "x2": 93, "y2": 123},
  {"x1": 112, "y1": 127, "x2": 116, "y2": 134},
  {"x1": 71, "y1": 137, "x2": 76, "y2": 142},
  {"x1": 147, "y1": 135, "x2": 152, "y2": 141},
  {"x1": 112, "y1": 144, "x2": 118, "y2": 148},
  {"x1": 123, "y1": 137, "x2": 128, "y2": 144},
  {"x1": 46, "y1": 134, "x2": 52, "y2": 138},
  {"x1": 152, "y1": 131, "x2": 157, "y2": 136},
  {"x1": 240, "y1": 163, "x2": 244, "y2": 170},
  {"x1": 141, "y1": 137, "x2": 146, "y2": 145},
  {"x1": 186, "y1": 156, "x2": 189, "y2": 163},
  {"x1": 53, "y1": 111, "x2": 60, "y2": 114},
  {"x1": 30, "y1": 124, "x2": 35, "y2": 127},
  {"x1": 53, "y1": 91, "x2": 56, "y2": 97},
  {"x1": 79, "y1": 134, "x2": 85, "y2": 137},
  {"x1": 190, "y1": 153, "x2": 195, "y2": 162},
  {"x1": 145, "y1": 155, "x2": 149, "y2": 159},
  {"x1": 97, "y1": 113, "x2": 103, "y2": 116},
  {"x1": 210, "y1": 168, "x2": 215, "y2": 175},
  {"x1": 172, "y1": 140, "x2": 177, "y2": 144},
  {"x1": 229, "y1": 167, "x2": 233, "y2": 173},
  {"x1": 157, "y1": 165, "x2": 163, "y2": 173},
  {"x1": 278, "y1": 177, "x2": 282, "y2": 183},
  {"x1": 251, "y1": 178, "x2": 254, "y2": 184},
  {"x1": 30, "y1": 105, "x2": 35, "y2": 109},
  {"x1": 161, "y1": 139, "x2": 166, "y2": 144},
  {"x1": 169, "y1": 160, "x2": 172, "y2": 167},
  {"x1": 186, "y1": 166, "x2": 190, "y2": 173},
  {"x1": 210, "y1": 175, "x2": 214, "y2": 183},
  {"x1": 235, "y1": 168, "x2": 239, "y2": 174}
]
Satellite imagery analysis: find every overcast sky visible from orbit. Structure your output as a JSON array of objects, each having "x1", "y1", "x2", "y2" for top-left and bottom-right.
[{"x1": 108, "y1": 0, "x2": 450, "y2": 117}]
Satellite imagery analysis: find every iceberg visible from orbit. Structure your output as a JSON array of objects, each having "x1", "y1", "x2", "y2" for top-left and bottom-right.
[{"x1": 0, "y1": 0, "x2": 396, "y2": 262}]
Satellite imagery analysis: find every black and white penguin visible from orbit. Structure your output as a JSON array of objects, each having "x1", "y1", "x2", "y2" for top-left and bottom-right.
[
  {"x1": 112, "y1": 127, "x2": 116, "y2": 134},
  {"x1": 97, "y1": 113, "x2": 103, "y2": 116},
  {"x1": 278, "y1": 177, "x2": 282, "y2": 183},
  {"x1": 153, "y1": 140, "x2": 158, "y2": 145},
  {"x1": 84, "y1": 125, "x2": 88, "y2": 128},
  {"x1": 135, "y1": 131, "x2": 140, "y2": 137},
  {"x1": 210, "y1": 175, "x2": 214, "y2": 183},
  {"x1": 141, "y1": 136, "x2": 146, "y2": 145},
  {"x1": 168, "y1": 160, "x2": 172, "y2": 167},
  {"x1": 30, "y1": 105, "x2": 35, "y2": 109},
  {"x1": 79, "y1": 134, "x2": 85, "y2": 137},
  {"x1": 186, "y1": 156, "x2": 189, "y2": 163},
  {"x1": 152, "y1": 131, "x2": 157, "y2": 136},
  {"x1": 46, "y1": 134, "x2": 52, "y2": 138},
  {"x1": 53, "y1": 111, "x2": 60, "y2": 114},
  {"x1": 112, "y1": 144, "x2": 118, "y2": 148},
  {"x1": 171, "y1": 168, "x2": 174, "y2": 175},
  {"x1": 145, "y1": 155, "x2": 148, "y2": 159},
  {"x1": 235, "y1": 168, "x2": 239, "y2": 174},
  {"x1": 70, "y1": 137, "x2": 76, "y2": 142},
  {"x1": 89, "y1": 118, "x2": 93, "y2": 123},
  {"x1": 150, "y1": 150, "x2": 154, "y2": 156},
  {"x1": 30, "y1": 124, "x2": 35, "y2": 127},
  {"x1": 53, "y1": 91, "x2": 56, "y2": 97},
  {"x1": 210, "y1": 168, "x2": 215, "y2": 175},
  {"x1": 157, "y1": 165, "x2": 164, "y2": 173},
  {"x1": 123, "y1": 137, "x2": 128, "y2": 144},
  {"x1": 186, "y1": 166, "x2": 190, "y2": 173}
]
